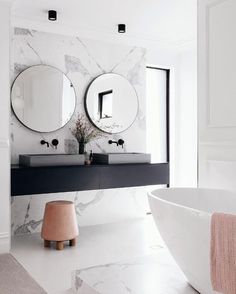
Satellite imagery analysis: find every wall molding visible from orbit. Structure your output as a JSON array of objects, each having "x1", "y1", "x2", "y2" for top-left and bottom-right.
[
  {"x1": 200, "y1": 141, "x2": 236, "y2": 147},
  {"x1": 207, "y1": 159, "x2": 236, "y2": 164},
  {"x1": 0, "y1": 232, "x2": 10, "y2": 239},
  {"x1": 206, "y1": 0, "x2": 236, "y2": 128},
  {"x1": 206, "y1": 0, "x2": 231, "y2": 9}
]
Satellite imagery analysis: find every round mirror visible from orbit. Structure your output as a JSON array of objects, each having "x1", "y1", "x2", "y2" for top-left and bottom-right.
[
  {"x1": 11, "y1": 65, "x2": 76, "y2": 133},
  {"x1": 85, "y1": 73, "x2": 139, "y2": 134}
]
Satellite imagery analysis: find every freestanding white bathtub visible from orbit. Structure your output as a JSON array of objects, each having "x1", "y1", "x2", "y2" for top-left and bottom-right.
[{"x1": 148, "y1": 188, "x2": 236, "y2": 294}]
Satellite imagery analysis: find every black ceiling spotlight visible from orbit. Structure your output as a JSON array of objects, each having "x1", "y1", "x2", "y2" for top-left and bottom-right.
[
  {"x1": 48, "y1": 10, "x2": 57, "y2": 21},
  {"x1": 118, "y1": 24, "x2": 126, "y2": 33}
]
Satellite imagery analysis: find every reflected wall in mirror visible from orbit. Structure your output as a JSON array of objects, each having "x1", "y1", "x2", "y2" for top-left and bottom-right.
[
  {"x1": 11, "y1": 65, "x2": 76, "y2": 133},
  {"x1": 85, "y1": 73, "x2": 139, "y2": 133}
]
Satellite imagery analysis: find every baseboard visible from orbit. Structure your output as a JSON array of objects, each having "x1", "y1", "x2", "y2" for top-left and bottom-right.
[{"x1": 0, "y1": 232, "x2": 10, "y2": 253}]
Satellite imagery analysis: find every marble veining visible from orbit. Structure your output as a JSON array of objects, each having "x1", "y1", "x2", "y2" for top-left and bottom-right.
[
  {"x1": 14, "y1": 63, "x2": 28, "y2": 76},
  {"x1": 76, "y1": 37, "x2": 105, "y2": 74},
  {"x1": 11, "y1": 186, "x2": 151, "y2": 235},
  {"x1": 11, "y1": 27, "x2": 148, "y2": 235},
  {"x1": 110, "y1": 47, "x2": 136, "y2": 73},
  {"x1": 74, "y1": 190, "x2": 105, "y2": 216},
  {"x1": 72, "y1": 254, "x2": 198, "y2": 294},
  {"x1": 14, "y1": 27, "x2": 34, "y2": 36},
  {"x1": 26, "y1": 41, "x2": 43, "y2": 63},
  {"x1": 127, "y1": 48, "x2": 146, "y2": 86},
  {"x1": 65, "y1": 54, "x2": 90, "y2": 76},
  {"x1": 12, "y1": 197, "x2": 43, "y2": 235}
]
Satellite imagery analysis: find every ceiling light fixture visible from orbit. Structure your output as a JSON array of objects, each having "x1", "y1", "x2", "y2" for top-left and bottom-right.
[
  {"x1": 48, "y1": 10, "x2": 57, "y2": 21},
  {"x1": 118, "y1": 24, "x2": 126, "y2": 33}
]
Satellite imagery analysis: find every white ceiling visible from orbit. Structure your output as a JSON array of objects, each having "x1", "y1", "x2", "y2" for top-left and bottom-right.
[{"x1": 12, "y1": 0, "x2": 197, "y2": 48}]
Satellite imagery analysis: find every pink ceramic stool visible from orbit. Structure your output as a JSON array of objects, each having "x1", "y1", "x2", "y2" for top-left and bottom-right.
[{"x1": 41, "y1": 201, "x2": 79, "y2": 250}]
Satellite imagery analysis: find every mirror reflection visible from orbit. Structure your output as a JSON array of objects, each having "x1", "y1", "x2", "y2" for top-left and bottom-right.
[
  {"x1": 11, "y1": 65, "x2": 76, "y2": 133},
  {"x1": 99, "y1": 90, "x2": 113, "y2": 119},
  {"x1": 85, "y1": 73, "x2": 138, "y2": 134}
]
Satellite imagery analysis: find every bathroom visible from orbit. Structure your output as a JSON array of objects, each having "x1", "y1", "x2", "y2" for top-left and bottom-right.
[{"x1": 0, "y1": 0, "x2": 234, "y2": 293}]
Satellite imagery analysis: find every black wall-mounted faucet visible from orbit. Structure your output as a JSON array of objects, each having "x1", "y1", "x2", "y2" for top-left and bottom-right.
[
  {"x1": 40, "y1": 140, "x2": 49, "y2": 148},
  {"x1": 108, "y1": 139, "x2": 125, "y2": 148},
  {"x1": 41, "y1": 139, "x2": 59, "y2": 149}
]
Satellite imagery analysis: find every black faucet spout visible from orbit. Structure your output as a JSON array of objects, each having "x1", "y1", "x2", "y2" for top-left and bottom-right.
[
  {"x1": 40, "y1": 140, "x2": 50, "y2": 148},
  {"x1": 108, "y1": 140, "x2": 118, "y2": 146},
  {"x1": 108, "y1": 139, "x2": 125, "y2": 148}
]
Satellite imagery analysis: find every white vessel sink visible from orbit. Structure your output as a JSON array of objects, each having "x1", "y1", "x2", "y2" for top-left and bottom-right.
[
  {"x1": 19, "y1": 154, "x2": 85, "y2": 167},
  {"x1": 93, "y1": 153, "x2": 151, "y2": 164}
]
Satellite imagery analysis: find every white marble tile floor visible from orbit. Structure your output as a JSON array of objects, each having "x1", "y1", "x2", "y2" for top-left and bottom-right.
[
  {"x1": 11, "y1": 216, "x2": 198, "y2": 294},
  {"x1": 72, "y1": 254, "x2": 198, "y2": 294}
]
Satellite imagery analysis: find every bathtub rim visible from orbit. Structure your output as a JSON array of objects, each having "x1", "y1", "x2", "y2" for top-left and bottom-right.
[{"x1": 147, "y1": 187, "x2": 236, "y2": 217}]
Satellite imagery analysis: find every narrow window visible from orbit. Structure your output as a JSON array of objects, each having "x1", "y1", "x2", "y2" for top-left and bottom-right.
[{"x1": 146, "y1": 67, "x2": 169, "y2": 164}]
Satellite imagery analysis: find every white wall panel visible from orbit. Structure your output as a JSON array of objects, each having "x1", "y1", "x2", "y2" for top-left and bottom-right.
[
  {"x1": 0, "y1": 1, "x2": 11, "y2": 252},
  {"x1": 208, "y1": 0, "x2": 236, "y2": 127},
  {"x1": 198, "y1": 0, "x2": 236, "y2": 189}
]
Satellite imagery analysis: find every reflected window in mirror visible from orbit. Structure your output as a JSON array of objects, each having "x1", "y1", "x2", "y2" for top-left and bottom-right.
[
  {"x1": 98, "y1": 90, "x2": 113, "y2": 119},
  {"x1": 85, "y1": 73, "x2": 138, "y2": 134}
]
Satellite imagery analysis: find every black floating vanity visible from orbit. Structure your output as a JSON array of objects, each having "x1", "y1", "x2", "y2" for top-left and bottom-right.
[{"x1": 11, "y1": 163, "x2": 169, "y2": 196}]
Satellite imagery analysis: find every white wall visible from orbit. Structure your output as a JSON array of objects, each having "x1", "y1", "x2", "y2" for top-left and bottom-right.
[{"x1": 0, "y1": 0, "x2": 11, "y2": 253}]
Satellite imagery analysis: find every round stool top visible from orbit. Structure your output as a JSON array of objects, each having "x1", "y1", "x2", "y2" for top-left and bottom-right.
[{"x1": 46, "y1": 200, "x2": 74, "y2": 206}]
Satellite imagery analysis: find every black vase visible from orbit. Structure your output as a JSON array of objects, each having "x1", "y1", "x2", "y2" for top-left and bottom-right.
[{"x1": 79, "y1": 141, "x2": 85, "y2": 154}]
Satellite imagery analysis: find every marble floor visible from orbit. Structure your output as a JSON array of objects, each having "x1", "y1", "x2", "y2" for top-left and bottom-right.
[
  {"x1": 72, "y1": 253, "x2": 198, "y2": 294},
  {"x1": 11, "y1": 216, "x2": 198, "y2": 294}
]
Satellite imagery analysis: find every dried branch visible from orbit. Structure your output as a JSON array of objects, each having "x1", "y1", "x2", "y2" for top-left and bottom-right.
[{"x1": 71, "y1": 114, "x2": 104, "y2": 143}]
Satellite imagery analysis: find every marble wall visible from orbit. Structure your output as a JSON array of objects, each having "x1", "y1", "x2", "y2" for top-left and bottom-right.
[{"x1": 11, "y1": 27, "x2": 149, "y2": 236}]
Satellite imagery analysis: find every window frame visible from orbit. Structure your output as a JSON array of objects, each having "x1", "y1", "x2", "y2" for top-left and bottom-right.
[{"x1": 146, "y1": 66, "x2": 170, "y2": 163}]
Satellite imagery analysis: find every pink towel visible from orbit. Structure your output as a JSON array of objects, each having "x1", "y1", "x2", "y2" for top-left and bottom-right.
[{"x1": 211, "y1": 212, "x2": 236, "y2": 294}]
